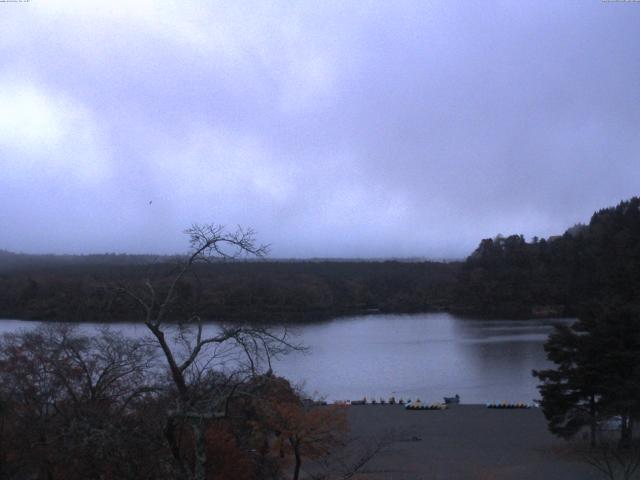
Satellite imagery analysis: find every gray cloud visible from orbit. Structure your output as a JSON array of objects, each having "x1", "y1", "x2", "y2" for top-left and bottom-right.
[{"x1": 1, "y1": 0, "x2": 639, "y2": 258}]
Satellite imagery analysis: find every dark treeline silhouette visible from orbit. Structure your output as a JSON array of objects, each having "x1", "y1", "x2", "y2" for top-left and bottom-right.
[
  {"x1": 453, "y1": 197, "x2": 640, "y2": 318},
  {"x1": 2, "y1": 196, "x2": 640, "y2": 322},
  {"x1": 0, "y1": 250, "x2": 163, "y2": 271},
  {"x1": 0, "y1": 258, "x2": 459, "y2": 322}
]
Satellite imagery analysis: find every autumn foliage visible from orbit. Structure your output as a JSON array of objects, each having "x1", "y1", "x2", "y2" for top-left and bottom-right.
[{"x1": 0, "y1": 327, "x2": 349, "y2": 480}]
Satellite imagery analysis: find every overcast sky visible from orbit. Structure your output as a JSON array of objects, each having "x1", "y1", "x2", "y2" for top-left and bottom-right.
[{"x1": 1, "y1": 1, "x2": 639, "y2": 259}]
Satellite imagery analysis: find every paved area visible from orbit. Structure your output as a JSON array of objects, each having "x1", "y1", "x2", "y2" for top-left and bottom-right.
[{"x1": 343, "y1": 404, "x2": 601, "y2": 480}]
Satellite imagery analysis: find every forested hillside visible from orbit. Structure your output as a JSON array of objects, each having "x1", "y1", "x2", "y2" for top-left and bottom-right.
[{"x1": 453, "y1": 197, "x2": 640, "y2": 317}]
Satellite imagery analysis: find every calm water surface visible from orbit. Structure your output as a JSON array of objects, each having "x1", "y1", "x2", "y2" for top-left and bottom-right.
[{"x1": 0, "y1": 313, "x2": 572, "y2": 404}]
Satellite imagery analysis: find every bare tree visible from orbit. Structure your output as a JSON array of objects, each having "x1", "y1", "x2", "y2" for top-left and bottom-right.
[
  {"x1": 0, "y1": 325, "x2": 159, "y2": 479},
  {"x1": 119, "y1": 224, "x2": 299, "y2": 480},
  {"x1": 581, "y1": 441, "x2": 640, "y2": 480},
  {"x1": 307, "y1": 432, "x2": 394, "y2": 480}
]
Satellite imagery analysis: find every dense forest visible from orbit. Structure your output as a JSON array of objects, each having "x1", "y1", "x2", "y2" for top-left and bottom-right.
[
  {"x1": 0, "y1": 256, "x2": 458, "y2": 322},
  {"x1": 1, "y1": 197, "x2": 638, "y2": 322},
  {"x1": 453, "y1": 197, "x2": 640, "y2": 318}
]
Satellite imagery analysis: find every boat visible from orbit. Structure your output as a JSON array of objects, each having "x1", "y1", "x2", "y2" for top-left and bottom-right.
[{"x1": 443, "y1": 394, "x2": 460, "y2": 404}]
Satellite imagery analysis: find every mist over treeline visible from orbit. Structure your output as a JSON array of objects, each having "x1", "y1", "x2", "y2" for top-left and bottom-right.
[
  {"x1": 0, "y1": 250, "x2": 454, "y2": 273},
  {"x1": 0, "y1": 251, "x2": 165, "y2": 272},
  {"x1": 1, "y1": 197, "x2": 639, "y2": 322}
]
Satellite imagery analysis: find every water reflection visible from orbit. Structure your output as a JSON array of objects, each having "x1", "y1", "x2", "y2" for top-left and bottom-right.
[
  {"x1": 0, "y1": 314, "x2": 573, "y2": 404},
  {"x1": 273, "y1": 314, "x2": 574, "y2": 403}
]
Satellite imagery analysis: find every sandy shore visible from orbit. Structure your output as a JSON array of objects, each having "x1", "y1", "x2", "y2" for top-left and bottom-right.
[{"x1": 342, "y1": 404, "x2": 600, "y2": 480}]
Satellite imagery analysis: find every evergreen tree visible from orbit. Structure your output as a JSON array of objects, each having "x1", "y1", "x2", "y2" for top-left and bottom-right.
[
  {"x1": 533, "y1": 321, "x2": 605, "y2": 446},
  {"x1": 456, "y1": 197, "x2": 640, "y2": 317},
  {"x1": 582, "y1": 307, "x2": 640, "y2": 447},
  {"x1": 534, "y1": 306, "x2": 640, "y2": 447}
]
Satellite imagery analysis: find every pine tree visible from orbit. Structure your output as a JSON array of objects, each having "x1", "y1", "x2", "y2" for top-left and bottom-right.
[
  {"x1": 533, "y1": 321, "x2": 605, "y2": 446},
  {"x1": 534, "y1": 306, "x2": 640, "y2": 447}
]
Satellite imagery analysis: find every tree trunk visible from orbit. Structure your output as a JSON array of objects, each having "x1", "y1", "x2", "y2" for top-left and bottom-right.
[
  {"x1": 589, "y1": 395, "x2": 597, "y2": 447},
  {"x1": 164, "y1": 416, "x2": 189, "y2": 480},
  {"x1": 620, "y1": 412, "x2": 631, "y2": 449},
  {"x1": 146, "y1": 323, "x2": 188, "y2": 395},
  {"x1": 192, "y1": 420, "x2": 207, "y2": 480},
  {"x1": 291, "y1": 438, "x2": 301, "y2": 480}
]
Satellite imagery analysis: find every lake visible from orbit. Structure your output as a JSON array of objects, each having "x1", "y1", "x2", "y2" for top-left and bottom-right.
[{"x1": 0, "y1": 313, "x2": 571, "y2": 404}]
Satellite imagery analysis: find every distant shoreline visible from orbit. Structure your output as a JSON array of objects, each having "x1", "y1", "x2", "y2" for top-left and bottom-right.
[{"x1": 0, "y1": 309, "x2": 576, "y2": 326}]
